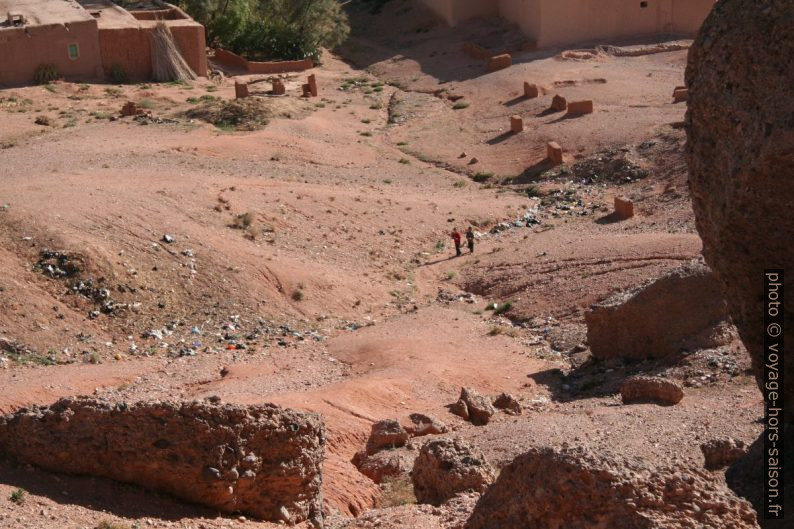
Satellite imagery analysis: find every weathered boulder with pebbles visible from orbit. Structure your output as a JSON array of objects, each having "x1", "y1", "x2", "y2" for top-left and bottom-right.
[
  {"x1": 450, "y1": 387, "x2": 495, "y2": 425},
  {"x1": 406, "y1": 413, "x2": 447, "y2": 437},
  {"x1": 701, "y1": 438, "x2": 749, "y2": 471},
  {"x1": 0, "y1": 397, "x2": 325, "y2": 526},
  {"x1": 585, "y1": 260, "x2": 730, "y2": 360},
  {"x1": 620, "y1": 375, "x2": 684, "y2": 406},
  {"x1": 465, "y1": 447, "x2": 758, "y2": 529},
  {"x1": 353, "y1": 447, "x2": 416, "y2": 484},
  {"x1": 411, "y1": 438, "x2": 495, "y2": 505},
  {"x1": 366, "y1": 419, "x2": 409, "y2": 455},
  {"x1": 492, "y1": 393, "x2": 521, "y2": 415}
]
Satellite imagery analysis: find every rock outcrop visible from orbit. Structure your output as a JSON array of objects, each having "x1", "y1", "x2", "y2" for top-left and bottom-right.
[
  {"x1": 465, "y1": 447, "x2": 758, "y2": 529},
  {"x1": 687, "y1": 0, "x2": 793, "y2": 425},
  {"x1": 354, "y1": 447, "x2": 415, "y2": 484},
  {"x1": 701, "y1": 437, "x2": 748, "y2": 471},
  {"x1": 492, "y1": 393, "x2": 521, "y2": 415},
  {"x1": 687, "y1": 3, "x2": 794, "y2": 522},
  {"x1": 620, "y1": 376, "x2": 684, "y2": 406},
  {"x1": 411, "y1": 438, "x2": 495, "y2": 505},
  {"x1": 406, "y1": 413, "x2": 447, "y2": 436},
  {"x1": 0, "y1": 397, "x2": 325, "y2": 526},
  {"x1": 451, "y1": 387, "x2": 495, "y2": 426},
  {"x1": 366, "y1": 419, "x2": 409, "y2": 455},
  {"x1": 585, "y1": 260, "x2": 730, "y2": 360}
]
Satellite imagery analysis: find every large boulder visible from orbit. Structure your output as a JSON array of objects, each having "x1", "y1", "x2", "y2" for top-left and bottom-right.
[
  {"x1": 411, "y1": 438, "x2": 495, "y2": 505},
  {"x1": 366, "y1": 419, "x2": 409, "y2": 455},
  {"x1": 451, "y1": 387, "x2": 496, "y2": 426},
  {"x1": 620, "y1": 376, "x2": 684, "y2": 406},
  {"x1": 0, "y1": 397, "x2": 325, "y2": 526},
  {"x1": 686, "y1": 3, "x2": 794, "y2": 522},
  {"x1": 585, "y1": 260, "x2": 730, "y2": 359},
  {"x1": 465, "y1": 447, "x2": 758, "y2": 529},
  {"x1": 686, "y1": 0, "x2": 793, "y2": 424}
]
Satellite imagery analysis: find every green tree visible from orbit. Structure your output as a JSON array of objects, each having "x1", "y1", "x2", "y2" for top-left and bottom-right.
[{"x1": 181, "y1": 0, "x2": 349, "y2": 61}]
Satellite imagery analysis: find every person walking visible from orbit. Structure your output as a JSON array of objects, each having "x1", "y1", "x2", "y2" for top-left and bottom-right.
[
  {"x1": 451, "y1": 228, "x2": 462, "y2": 257},
  {"x1": 466, "y1": 226, "x2": 475, "y2": 254}
]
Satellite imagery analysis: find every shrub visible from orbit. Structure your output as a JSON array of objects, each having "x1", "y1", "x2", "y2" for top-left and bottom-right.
[
  {"x1": 108, "y1": 64, "x2": 129, "y2": 84},
  {"x1": 34, "y1": 115, "x2": 51, "y2": 126},
  {"x1": 33, "y1": 64, "x2": 59, "y2": 85},
  {"x1": 473, "y1": 171, "x2": 493, "y2": 183},
  {"x1": 452, "y1": 101, "x2": 470, "y2": 110},
  {"x1": 291, "y1": 288, "x2": 304, "y2": 301},
  {"x1": 9, "y1": 488, "x2": 26, "y2": 504}
]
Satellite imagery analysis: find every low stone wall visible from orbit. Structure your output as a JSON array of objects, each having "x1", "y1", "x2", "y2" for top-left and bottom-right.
[
  {"x1": 214, "y1": 48, "x2": 314, "y2": 74},
  {"x1": 0, "y1": 397, "x2": 325, "y2": 526}
]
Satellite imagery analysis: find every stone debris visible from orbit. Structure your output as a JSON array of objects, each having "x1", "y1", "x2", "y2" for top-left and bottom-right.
[
  {"x1": 487, "y1": 53, "x2": 512, "y2": 72},
  {"x1": 406, "y1": 413, "x2": 448, "y2": 437},
  {"x1": 550, "y1": 94, "x2": 567, "y2": 112},
  {"x1": 0, "y1": 397, "x2": 326, "y2": 526},
  {"x1": 523, "y1": 82, "x2": 539, "y2": 98},
  {"x1": 272, "y1": 78, "x2": 286, "y2": 95},
  {"x1": 353, "y1": 447, "x2": 415, "y2": 484},
  {"x1": 673, "y1": 86, "x2": 688, "y2": 102},
  {"x1": 509, "y1": 115, "x2": 523, "y2": 133},
  {"x1": 620, "y1": 375, "x2": 685, "y2": 406},
  {"x1": 234, "y1": 81, "x2": 249, "y2": 99},
  {"x1": 566, "y1": 99, "x2": 594, "y2": 115},
  {"x1": 614, "y1": 196, "x2": 634, "y2": 219},
  {"x1": 120, "y1": 101, "x2": 145, "y2": 117},
  {"x1": 546, "y1": 141, "x2": 563, "y2": 166},
  {"x1": 411, "y1": 438, "x2": 495, "y2": 505},
  {"x1": 465, "y1": 446, "x2": 759, "y2": 529},
  {"x1": 366, "y1": 419, "x2": 409, "y2": 455},
  {"x1": 308, "y1": 74, "x2": 318, "y2": 97},
  {"x1": 451, "y1": 387, "x2": 495, "y2": 426},
  {"x1": 492, "y1": 393, "x2": 521, "y2": 415}
]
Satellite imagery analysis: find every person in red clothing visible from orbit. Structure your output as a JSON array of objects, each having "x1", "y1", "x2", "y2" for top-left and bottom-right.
[{"x1": 451, "y1": 228, "x2": 462, "y2": 257}]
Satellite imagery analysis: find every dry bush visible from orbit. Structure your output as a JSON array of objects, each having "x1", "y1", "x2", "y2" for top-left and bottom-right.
[
  {"x1": 379, "y1": 475, "x2": 417, "y2": 507},
  {"x1": 185, "y1": 98, "x2": 272, "y2": 131}
]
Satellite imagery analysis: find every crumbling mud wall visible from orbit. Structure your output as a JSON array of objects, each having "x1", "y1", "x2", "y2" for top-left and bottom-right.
[
  {"x1": 585, "y1": 260, "x2": 730, "y2": 359},
  {"x1": 465, "y1": 447, "x2": 758, "y2": 529},
  {"x1": 0, "y1": 397, "x2": 325, "y2": 526}
]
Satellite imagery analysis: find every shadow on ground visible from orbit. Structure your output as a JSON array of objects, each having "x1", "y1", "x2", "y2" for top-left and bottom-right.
[{"x1": 0, "y1": 460, "x2": 220, "y2": 521}]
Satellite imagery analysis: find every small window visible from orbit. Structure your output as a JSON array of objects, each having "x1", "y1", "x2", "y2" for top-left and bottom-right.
[
  {"x1": 67, "y1": 43, "x2": 79, "y2": 60},
  {"x1": 640, "y1": 1, "x2": 649, "y2": 7}
]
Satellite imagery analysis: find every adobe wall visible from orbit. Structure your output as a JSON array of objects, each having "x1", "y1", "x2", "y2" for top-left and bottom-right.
[
  {"x1": 0, "y1": 397, "x2": 326, "y2": 525},
  {"x1": 214, "y1": 48, "x2": 313, "y2": 74},
  {"x1": 0, "y1": 20, "x2": 103, "y2": 86},
  {"x1": 97, "y1": 22, "x2": 206, "y2": 80},
  {"x1": 671, "y1": 0, "x2": 714, "y2": 34},
  {"x1": 533, "y1": 0, "x2": 668, "y2": 49},
  {"x1": 421, "y1": 0, "x2": 497, "y2": 26},
  {"x1": 419, "y1": 0, "x2": 714, "y2": 49}
]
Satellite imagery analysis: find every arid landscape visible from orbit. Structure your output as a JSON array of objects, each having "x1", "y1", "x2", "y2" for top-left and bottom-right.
[{"x1": 0, "y1": 1, "x2": 790, "y2": 528}]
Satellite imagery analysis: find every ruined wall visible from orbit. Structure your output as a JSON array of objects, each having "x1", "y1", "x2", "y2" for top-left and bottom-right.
[
  {"x1": 0, "y1": 397, "x2": 325, "y2": 526},
  {"x1": 0, "y1": 20, "x2": 103, "y2": 86}
]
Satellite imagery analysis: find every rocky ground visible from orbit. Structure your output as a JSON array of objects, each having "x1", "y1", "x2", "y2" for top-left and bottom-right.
[{"x1": 0, "y1": 1, "x2": 766, "y2": 528}]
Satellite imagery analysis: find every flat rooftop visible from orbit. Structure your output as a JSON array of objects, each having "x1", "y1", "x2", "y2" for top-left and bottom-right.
[
  {"x1": 78, "y1": 0, "x2": 139, "y2": 29},
  {"x1": 0, "y1": 0, "x2": 94, "y2": 27}
]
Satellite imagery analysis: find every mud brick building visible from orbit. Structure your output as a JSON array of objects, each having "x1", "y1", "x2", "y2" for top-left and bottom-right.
[
  {"x1": 0, "y1": 0, "x2": 206, "y2": 85},
  {"x1": 421, "y1": 0, "x2": 715, "y2": 48}
]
